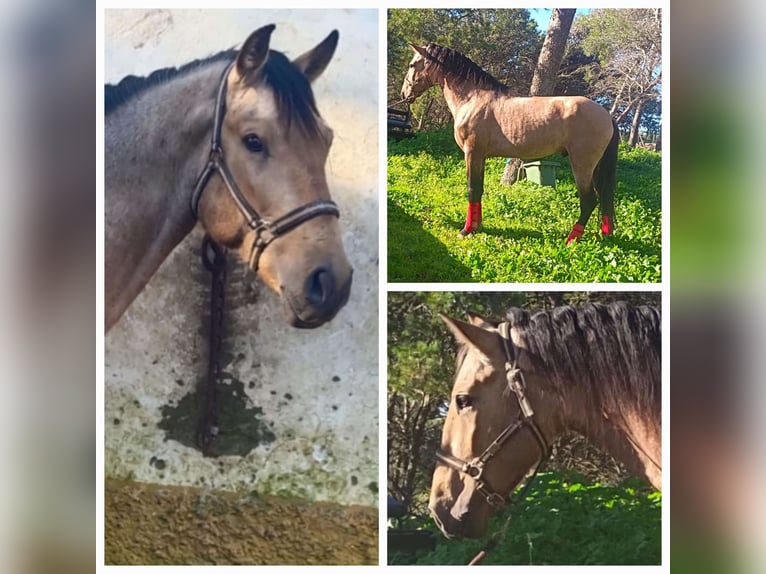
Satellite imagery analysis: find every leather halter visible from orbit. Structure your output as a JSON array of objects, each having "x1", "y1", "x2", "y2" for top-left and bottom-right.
[
  {"x1": 435, "y1": 322, "x2": 550, "y2": 509},
  {"x1": 190, "y1": 62, "x2": 340, "y2": 270}
]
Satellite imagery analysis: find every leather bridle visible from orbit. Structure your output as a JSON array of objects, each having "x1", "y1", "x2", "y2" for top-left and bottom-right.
[
  {"x1": 435, "y1": 322, "x2": 550, "y2": 509},
  {"x1": 190, "y1": 62, "x2": 340, "y2": 270}
]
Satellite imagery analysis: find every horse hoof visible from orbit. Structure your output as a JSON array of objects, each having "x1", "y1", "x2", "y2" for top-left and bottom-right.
[
  {"x1": 601, "y1": 216, "x2": 614, "y2": 235},
  {"x1": 566, "y1": 223, "x2": 585, "y2": 245}
]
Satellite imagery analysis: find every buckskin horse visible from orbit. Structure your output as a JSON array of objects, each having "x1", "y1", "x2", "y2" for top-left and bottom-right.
[
  {"x1": 400, "y1": 43, "x2": 619, "y2": 244},
  {"x1": 105, "y1": 25, "x2": 352, "y2": 332},
  {"x1": 431, "y1": 302, "x2": 661, "y2": 539}
]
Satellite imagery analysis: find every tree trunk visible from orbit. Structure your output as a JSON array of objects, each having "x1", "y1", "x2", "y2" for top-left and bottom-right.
[
  {"x1": 500, "y1": 158, "x2": 524, "y2": 186},
  {"x1": 530, "y1": 9, "x2": 577, "y2": 95},
  {"x1": 654, "y1": 123, "x2": 662, "y2": 152},
  {"x1": 502, "y1": 8, "x2": 576, "y2": 185},
  {"x1": 628, "y1": 98, "x2": 646, "y2": 147},
  {"x1": 417, "y1": 98, "x2": 434, "y2": 131}
]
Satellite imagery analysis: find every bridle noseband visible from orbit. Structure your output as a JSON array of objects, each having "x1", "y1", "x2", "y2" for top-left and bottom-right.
[
  {"x1": 435, "y1": 322, "x2": 550, "y2": 509},
  {"x1": 190, "y1": 62, "x2": 340, "y2": 270}
]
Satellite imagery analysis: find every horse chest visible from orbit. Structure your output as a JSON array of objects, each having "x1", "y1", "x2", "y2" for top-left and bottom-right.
[{"x1": 453, "y1": 111, "x2": 484, "y2": 151}]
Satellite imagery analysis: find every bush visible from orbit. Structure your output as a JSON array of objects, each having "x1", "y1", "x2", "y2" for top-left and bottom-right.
[{"x1": 388, "y1": 470, "x2": 661, "y2": 565}]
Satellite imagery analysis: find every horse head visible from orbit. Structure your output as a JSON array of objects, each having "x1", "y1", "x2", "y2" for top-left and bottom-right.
[
  {"x1": 429, "y1": 313, "x2": 555, "y2": 539},
  {"x1": 400, "y1": 42, "x2": 436, "y2": 103},
  {"x1": 196, "y1": 25, "x2": 352, "y2": 329}
]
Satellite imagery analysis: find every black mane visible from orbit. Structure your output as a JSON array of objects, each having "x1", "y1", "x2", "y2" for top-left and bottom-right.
[
  {"x1": 106, "y1": 48, "x2": 320, "y2": 135},
  {"x1": 105, "y1": 50, "x2": 235, "y2": 115},
  {"x1": 423, "y1": 43, "x2": 508, "y2": 93},
  {"x1": 505, "y1": 302, "x2": 661, "y2": 424}
]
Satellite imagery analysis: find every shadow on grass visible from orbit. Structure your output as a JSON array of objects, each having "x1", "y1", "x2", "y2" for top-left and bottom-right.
[{"x1": 388, "y1": 200, "x2": 473, "y2": 282}]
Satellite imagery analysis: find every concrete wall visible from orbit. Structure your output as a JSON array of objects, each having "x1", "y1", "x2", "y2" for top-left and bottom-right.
[{"x1": 105, "y1": 10, "x2": 378, "y2": 509}]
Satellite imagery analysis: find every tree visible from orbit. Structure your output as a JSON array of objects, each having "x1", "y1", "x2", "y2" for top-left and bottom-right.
[
  {"x1": 530, "y1": 9, "x2": 577, "y2": 95},
  {"x1": 573, "y1": 9, "x2": 662, "y2": 147},
  {"x1": 501, "y1": 9, "x2": 576, "y2": 185}
]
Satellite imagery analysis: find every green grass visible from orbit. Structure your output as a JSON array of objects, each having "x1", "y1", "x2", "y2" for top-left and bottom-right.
[
  {"x1": 388, "y1": 128, "x2": 662, "y2": 282},
  {"x1": 388, "y1": 470, "x2": 661, "y2": 565}
]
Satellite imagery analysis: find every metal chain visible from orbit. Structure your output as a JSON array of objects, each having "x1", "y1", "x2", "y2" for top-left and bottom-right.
[{"x1": 197, "y1": 234, "x2": 227, "y2": 455}]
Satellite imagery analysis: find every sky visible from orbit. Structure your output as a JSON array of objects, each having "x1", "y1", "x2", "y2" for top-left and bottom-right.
[{"x1": 530, "y1": 8, "x2": 590, "y2": 32}]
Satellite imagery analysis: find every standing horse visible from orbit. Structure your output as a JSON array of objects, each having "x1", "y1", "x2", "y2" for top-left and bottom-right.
[
  {"x1": 430, "y1": 302, "x2": 661, "y2": 539},
  {"x1": 106, "y1": 25, "x2": 352, "y2": 332},
  {"x1": 400, "y1": 43, "x2": 619, "y2": 244}
]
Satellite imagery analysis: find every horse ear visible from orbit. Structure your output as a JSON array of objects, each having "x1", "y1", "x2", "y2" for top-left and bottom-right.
[
  {"x1": 408, "y1": 42, "x2": 428, "y2": 59},
  {"x1": 237, "y1": 24, "x2": 276, "y2": 79},
  {"x1": 465, "y1": 311, "x2": 497, "y2": 328},
  {"x1": 293, "y1": 30, "x2": 339, "y2": 83},
  {"x1": 440, "y1": 314, "x2": 500, "y2": 359}
]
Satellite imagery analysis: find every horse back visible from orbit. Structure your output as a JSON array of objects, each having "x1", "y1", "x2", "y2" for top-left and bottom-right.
[{"x1": 456, "y1": 94, "x2": 613, "y2": 160}]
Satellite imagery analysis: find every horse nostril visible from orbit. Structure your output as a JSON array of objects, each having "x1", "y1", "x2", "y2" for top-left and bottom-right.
[{"x1": 305, "y1": 267, "x2": 335, "y2": 307}]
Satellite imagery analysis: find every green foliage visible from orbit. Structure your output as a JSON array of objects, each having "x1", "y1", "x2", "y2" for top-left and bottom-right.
[
  {"x1": 571, "y1": 9, "x2": 662, "y2": 137},
  {"x1": 575, "y1": 9, "x2": 660, "y2": 62},
  {"x1": 388, "y1": 292, "x2": 526, "y2": 398},
  {"x1": 389, "y1": 470, "x2": 661, "y2": 565},
  {"x1": 388, "y1": 127, "x2": 661, "y2": 283}
]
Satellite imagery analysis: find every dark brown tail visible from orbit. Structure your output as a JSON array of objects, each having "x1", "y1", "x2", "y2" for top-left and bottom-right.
[{"x1": 594, "y1": 119, "x2": 619, "y2": 222}]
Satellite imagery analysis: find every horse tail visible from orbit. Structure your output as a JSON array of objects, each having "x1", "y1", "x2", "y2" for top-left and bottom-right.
[{"x1": 594, "y1": 118, "x2": 619, "y2": 223}]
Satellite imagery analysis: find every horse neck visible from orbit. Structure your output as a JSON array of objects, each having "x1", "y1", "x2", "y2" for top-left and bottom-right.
[
  {"x1": 105, "y1": 60, "x2": 227, "y2": 330},
  {"x1": 437, "y1": 74, "x2": 496, "y2": 119},
  {"x1": 541, "y1": 374, "x2": 662, "y2": 490}
]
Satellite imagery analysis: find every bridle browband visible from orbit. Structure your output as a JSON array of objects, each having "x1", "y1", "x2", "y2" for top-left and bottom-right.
[
  {"x1": 190, "y1": 62, "x2": 340, "y2": 270},
  {"x1": 435, "y1": 322, "x2": 550, "y2": 509}
]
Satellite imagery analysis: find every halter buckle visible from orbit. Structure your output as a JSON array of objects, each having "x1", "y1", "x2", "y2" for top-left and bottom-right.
[{"x1": 463, "y1": 459, "x2": 484, "y2": 481}]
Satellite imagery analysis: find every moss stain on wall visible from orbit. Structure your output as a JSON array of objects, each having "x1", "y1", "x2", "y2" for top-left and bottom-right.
[
  {"x1": 105, "y1": 479, "x2": 378, "y2": 565},
  {"x1": 158, "y1": 376, "x2": 276, "y2": 457}
]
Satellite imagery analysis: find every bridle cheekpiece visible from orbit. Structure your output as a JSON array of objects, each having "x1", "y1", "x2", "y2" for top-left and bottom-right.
[
  {"x1": 435, "y1": 321, "x2": 550, "y2": 509},
  {"x1": 190, "y1": 62, "x2": 340, "y2": 270}
]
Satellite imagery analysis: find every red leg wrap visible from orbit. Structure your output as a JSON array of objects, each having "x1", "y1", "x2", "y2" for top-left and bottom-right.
[
  {"x1": 566, "y1": 223, "x2": 585, "y2": 246},
  {"x1": 601, "y1": 215, "x2": 613, "y2": 235},
  {"x1": 461, "y1": 202, "x2": 482, "y2": 235}
]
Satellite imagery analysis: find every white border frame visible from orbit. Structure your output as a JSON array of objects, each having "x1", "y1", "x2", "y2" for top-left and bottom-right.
[{"x1": 98, "y1": 1, "x2": 670, "y2": 571}]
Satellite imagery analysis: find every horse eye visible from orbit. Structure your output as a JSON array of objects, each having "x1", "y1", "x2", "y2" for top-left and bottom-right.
[
  {"x1": 242, "y1": 133, "x2": 264, "y2": 153},
  {"x1": 455, "y1": 395, "x2": 473, "y2": 412}
]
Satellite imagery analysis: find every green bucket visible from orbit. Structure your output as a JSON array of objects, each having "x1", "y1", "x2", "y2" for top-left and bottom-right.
[{"x1": 518, "y1": 160, "x2": 559, "y2": 188}]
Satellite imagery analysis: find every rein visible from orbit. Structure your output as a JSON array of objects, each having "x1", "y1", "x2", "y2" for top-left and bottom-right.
[
  {"x1": 436, "y1": 322, "x2": 551, "y2": 565},
  {"x1": 190, "y1": 61, "x2": 340, "y2": 270},
  {"x1": 196, "y1": 236, "x2": 227, "y2": 455}
]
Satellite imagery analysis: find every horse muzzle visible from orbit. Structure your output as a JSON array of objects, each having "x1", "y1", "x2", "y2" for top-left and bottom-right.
[
  {"x1": 429, "y1": 500, "x2": 488, "y2": 540},
  {"x1": 284, "y1": 266, "x2": 352, "y2": 329}
]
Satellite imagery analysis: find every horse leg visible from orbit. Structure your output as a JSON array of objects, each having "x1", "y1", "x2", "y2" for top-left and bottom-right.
[
  {"x1": 567, "y1": 191, "x2": 598, "y2": 245},
  {"x1": 567, "y1": 158, "x2": 599, "y2": 245},
  {"x1": 594, "y1": 119, "x2": 620, "y2": 236},
  {"x1": 460, "y1": 151, "x2": 485, "y2": 235}
]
